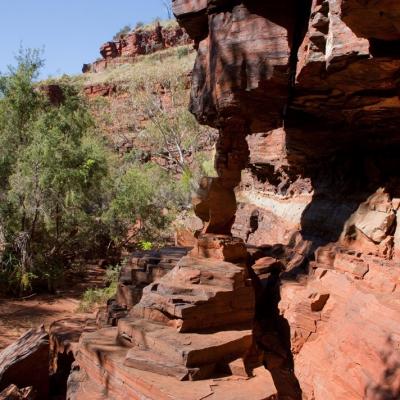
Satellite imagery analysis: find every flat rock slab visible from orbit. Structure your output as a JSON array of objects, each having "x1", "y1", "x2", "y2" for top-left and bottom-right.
[
  {"x1": 131, "y1": 256, "x2": 255, "y2": 332},
  {"x1": 70, "y1": 328, "x2": 277, "y2": 400},
  {"x1": 118, "y1": 318, "x2": 252, "y2": 369},
  {"x1": 124, "y1": 347, "x2": 190, "y2": 380}
]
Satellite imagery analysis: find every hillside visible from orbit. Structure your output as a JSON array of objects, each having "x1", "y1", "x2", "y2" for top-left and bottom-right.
[{"x1": 48, "y1": 23, "x2": 217, "y2": 179}]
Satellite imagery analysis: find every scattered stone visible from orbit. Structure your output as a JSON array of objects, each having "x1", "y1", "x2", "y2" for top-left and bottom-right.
[{"x1": 0, "y1": 385, "x2": 35, "y2": 400}]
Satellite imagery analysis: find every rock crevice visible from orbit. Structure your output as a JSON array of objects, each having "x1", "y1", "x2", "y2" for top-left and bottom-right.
[{"x1": 174, "y1": 1, "x2": 400, "y2": 399}]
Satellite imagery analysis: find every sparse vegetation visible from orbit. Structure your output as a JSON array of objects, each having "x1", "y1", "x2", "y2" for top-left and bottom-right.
[
  {"x1": 113, "y1": 24, "x2": 131, "y2": 41},
  {"x1": 177, "y1": 46, "x2": 190, "y2": 59},
  {"x1": 139, "y1": 18, "x2": 178, "y2": 32},
  {"x1": 78, "y1": 265, "x2": 120, "y2": 312},
  {"x1": 135, "y1": 21, "x2": 144, "y2": 30},
  {"x1": 80, "y1": 44, "x2": 215, "y2": 183}
]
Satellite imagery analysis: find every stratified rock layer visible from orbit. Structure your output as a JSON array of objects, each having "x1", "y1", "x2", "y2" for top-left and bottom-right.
[
  {"x1": 0, "y1": 385, "x2": 35, "y2": 400},
  {"x1": 174, "y1": 1, "x2": 400, "y2": 399},
  {"x1": 68, "y1": 255, "x2": 277, "y2": 399},
  {"x1": 83, "y1": 22, "x2": 191, "y2": 73},
  {"x1": 68, "y1": 1, "x2": 400, "y2": 398},
  {"x1": 69, "y1": 326, "x2": 275, "y2": 400}
]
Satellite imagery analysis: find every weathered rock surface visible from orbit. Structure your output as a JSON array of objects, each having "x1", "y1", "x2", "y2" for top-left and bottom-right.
[
  {"x1": 67, "y1": 1, "x2": 400, "y2": 399},
  {"x1": 174, "y1": 1, "x2": 300, "y2": 130},
  {"x1": 0, "y1": 385, "x2": 35, "y2": 400},
  {"x1": 83, "y1": 22, "x2": 192, "y2": 73},
  {"x1": 280, "y1": 250, "x2": 400, "y2": 399},
  {"x1": 0, "y1": 327, "x2": 49, "y2": 399},
  {"x1": 117, "y1": 246, "x2": 191, "y2": 311},
  {"x1": 68, "y1": 254, "x2": 277, "y2": 399},
  {"x1": 175, "y1": 1, "x2": 400, "y2": 399},
  {"x1": 68, "y1": 327, "x2": 276, "y2": 400},
  {"x1": 295, "y1": 0, "x2": 400, "y2": 129},
  {"x1": 130, "y1": 255, "x2": 254, "y2": 333}
]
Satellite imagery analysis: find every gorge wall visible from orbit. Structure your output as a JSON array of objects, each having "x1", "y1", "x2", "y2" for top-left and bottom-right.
[
  {"x1": 83, "y1": 22, "x2": 191, "y2": 74},
  {"x1": 173, "y1": 0, "x2": 400, "y2": 399}
]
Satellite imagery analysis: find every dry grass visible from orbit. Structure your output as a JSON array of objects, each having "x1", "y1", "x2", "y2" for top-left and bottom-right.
[{"x1": 139, "y1": 19, "x2": 179, "y2": 32}]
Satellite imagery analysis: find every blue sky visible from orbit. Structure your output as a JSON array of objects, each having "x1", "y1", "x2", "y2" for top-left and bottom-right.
[{"x1": 1, "y1": 0, "x2": 170, "y2": 78}]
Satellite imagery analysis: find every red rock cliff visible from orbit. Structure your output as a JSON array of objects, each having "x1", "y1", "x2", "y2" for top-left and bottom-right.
[
  {"x1": 83, "y1": 22, "x2": 192, "y2": 73},
  {"x1": 174, "y1": 0, "x2": 400, "y2": 399}
]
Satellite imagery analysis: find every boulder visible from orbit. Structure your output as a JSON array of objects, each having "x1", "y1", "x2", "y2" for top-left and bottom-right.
[{"x1": 0, "y1": 327, "x2": 49, "y2": 399}]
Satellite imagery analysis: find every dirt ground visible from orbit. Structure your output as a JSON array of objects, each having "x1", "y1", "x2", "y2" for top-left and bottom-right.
[{"x1": 0, "y1": 265, "x2": 105, "y2": 350}]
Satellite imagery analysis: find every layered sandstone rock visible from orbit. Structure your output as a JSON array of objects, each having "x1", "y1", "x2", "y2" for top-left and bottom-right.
[
  {"x1": 116, "y1": 246, "x2": 191, "y2": 311},
  {"x1": 279, "y1": 248, "x2": 400, "y2": 399},
  {"x1": 173, "y1": 1, "x2": 400, "y2": 399},
  {"x1": 68, "y1": 251, "x2": 278, "y2": 399},
  {"x1": 65, "y1": 2, "x2": 400, "y2": 399},
  {"x1": 83, "y1": 22, "x2": 191, "y2": 73},
  {"x1": 68, "y1": 200, "x2": 276, "y2": 397},
  {"x1": 295, "y1": 0, "x2": 400, "y2": 129},
  {"x1": 69, "y1": 325, "x2": 275, "y2": 400},
  {"x1": 175, "y1": 1, "x2": 299, "y2": 130}
]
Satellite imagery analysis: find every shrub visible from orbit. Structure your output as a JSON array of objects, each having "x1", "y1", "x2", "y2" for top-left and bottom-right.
[
  {"x1": 135, "y1": 21, "x2": 144, "y2": 30},
  {"x1": 0, "y1": 50, "x2": 112, "y2": 294},
  {"x1": 105, "y1": 162, "x2": 177, "y2": 245},
  {"x1": 113, "y1": 25, "x2": 131, "y2": 41},
  {"x1": 78, "y1": 264, "x2": 121, "y2": 312},
  {"x1": 177, "y1": 46, "x2": 190, "y2": 59},
  {"x1": 78, "y1": 285, "x2": 116, "y2": 312}
]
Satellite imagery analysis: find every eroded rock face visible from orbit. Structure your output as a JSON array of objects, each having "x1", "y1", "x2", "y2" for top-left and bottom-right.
[
  {"x1": 174, "y1": 0, "x2": 301, "y2": 130},
  {"x1": 66, "y1": 2, "x2": 400, "y2": 398},
  {"x1": 68, "y1": 253, "x2": 278, "y2": 399},
  {"x1": 295, "y1": 0, "x2": 400, "y2": 129},
  {"x1": 176, "y1": 1, "x2": 400, "y2": 399},
  {"x1": 279, "y1": 250, "x2": 400, "y2": 399},
  {"x1": 83, "y1": 23, "x2": 192, "y2": 73}
]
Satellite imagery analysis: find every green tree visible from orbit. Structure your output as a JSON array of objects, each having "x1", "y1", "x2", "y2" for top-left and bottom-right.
[
  {"x1": 0, "y1": 50, "x2": 110, "y2": 294},
  {"x1": 134, "y1": 76, "x2": 216, "y2": 198},
  {"x1": 105, "y1": 162, "x2": 176, "y2": 246}
]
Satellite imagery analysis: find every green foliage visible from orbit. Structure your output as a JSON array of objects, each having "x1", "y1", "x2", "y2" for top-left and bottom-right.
[
  {"x1": 177, "y1": 46, "x2": 189, "y2": 59},
  {"x1": 113, "y1": 25, "x2": 131, "y2": 41},
  {"x1": 78, "y1": 285, "x2": 116, "y2": 313},
  {"x1": 0, "y1": 49, "x2": 111, "y2": 295},
  {"x1": 138, "y1": 240, "x2": 153, "y2": 251},
  {"x1": 104, "y1": 264, "x2": 121, "y2": 285},
  {"x1": 0, "y1": 46, "x2": 215, "y2": 297},
  {"x1": 78, "y1": 264, "x2": 120, "y2": 312},
  {"x1": 136, "y1": 78, "x2": 215, "y2": 200},
  {"x1": 105, "y1": 162, "x2": 176, "y2": 244}
]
